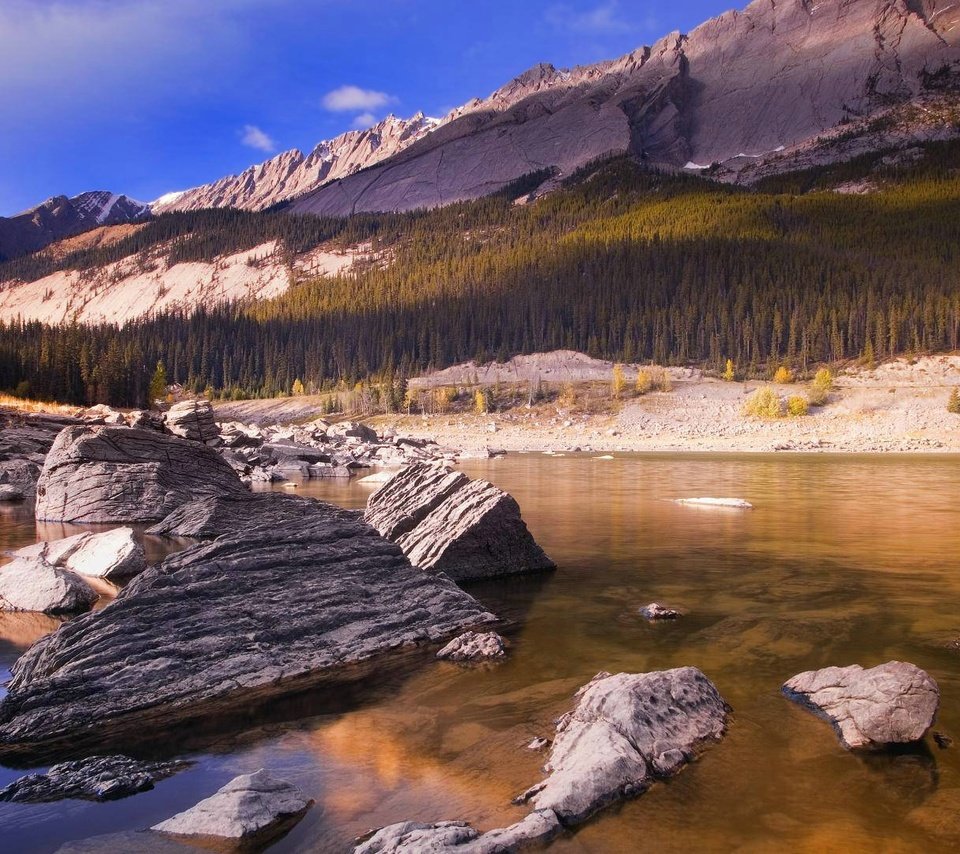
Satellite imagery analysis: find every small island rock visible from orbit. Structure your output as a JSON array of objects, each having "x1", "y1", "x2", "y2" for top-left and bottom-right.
[{"x1": 436, "y1": 631, "x2": 506, "y2": 662}]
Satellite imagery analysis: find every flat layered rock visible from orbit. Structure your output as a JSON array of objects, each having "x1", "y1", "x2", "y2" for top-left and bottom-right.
[
  {"x1": 0, "y1": 493, "x2": 495, "y2": 760},
  {"x1": 164, "y1": 400, "x2": 219, "y2": 443},
  {"x1": 152, "y1": 769, "x2": 310, "y2": 839},
  {"x1": 0, "y1": 755, "x2": 187, "y2": 803},
  {"x1": 14, "y1": 527, "x2": 146, "y2": 580},
  {"x1": 516, "y1": 668, "x2": 729, "y2": 825},
  {"x1": 34, "y1": 426, "x2": 247, "y2": 523},
  {"x1": 0, "y1": 559, "x2": 98, "y2": 614},
  {"x1": 366, "y1": 463, "x2": 554, "y2": 583},
  {"x1": 782, "y1": 661, "x2": 939, "y2": 749}
]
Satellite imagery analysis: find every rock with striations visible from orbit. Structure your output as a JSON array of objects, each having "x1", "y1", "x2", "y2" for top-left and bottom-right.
[
  {"x1": 515, "y1": 668, "x2": 729, "y2": 825},
  {"x1": 365, "y1": 462, "x2": 554, "y2": 583},
  {"x1": 0, "y1": 755, "x2": 187, "y2": 803},
  {"x1": 34, "y1": 425, "x2": 247, "y2": 523},
  {"x1": 0, "y1": 559, "x2": 98, "y2": 614},
  {"x1": 356, "y1": 810, "x2": 562, "y2": 854},
  {"x1": 782, "y1": 661, "x2": 940, "y2": 749},
  {"x1": 163, "y1": 400, "x2": 220, "y2": 443},
  {"x1": 14, "y1": 527, "x2": 147, "y2": 580},
  {"x1": 436, "y1": 631, "x2": 506, "y2": 662},
  {"x1": 152, "y1": 769, "x2": 310, "y2": 840},
  {"x1": 0, "y1": 493, "x2": 496, "y2": 761}
]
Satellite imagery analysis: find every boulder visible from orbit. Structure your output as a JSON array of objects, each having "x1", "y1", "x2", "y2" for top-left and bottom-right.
[
  {"x1": 0, "y1": 459, "x2": 42, "y2": 498},
  {"x1": 0, "y1": 484, "x2": 24, "y2": 502},
  {"x1": 0, "y1": 559, "x2": 98, "y2": 614},
  {"x1": 516, "y1": 668, "x2": 729, "y2": 825},
  {"x1": 0, "y1": 493, "x2": 496, "y2": 760},
  {"x1": 328, "y1": 421, "x2": 378, "y2": 443},
  {"x1": 356, "y1": 810, "x2": 561, "y2": 854},
  {"x1": 163, "y1": 400, "x2": 219, "y2": 443},
  {"x1": 437, "y1": 631, "x2": 506, "y2": 662},
  {"x1": 126, "y1": 410, "x2": 166, "y2": 432},
  {"x1": 365, "y1": 463, "x2": 555, "y2": 583},
  {"x1": 14, "y1": 527, "x2": 147, "y2": 580},
  {"x1": 34, "y1": 425, "x2": 247, "y2": 523},
  {"x1": 640, "y1": 603, "x2": 681, "y2": 621},
  {"x1": 152, "y1": 770, "x2": 310, "y2": 839},
  {"x1": 782, "y1": 661, "x2": 940, "y2": 749},
  {"x1": 0, "y1": 755, "x2": 187, "y2": 803}
]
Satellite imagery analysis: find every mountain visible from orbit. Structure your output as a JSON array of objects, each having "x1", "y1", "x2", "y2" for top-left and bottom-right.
[
  {"x1": 0, "y1": 191, "x2": 150, "y2": 262},
  {"x1": 154, "y1": 113, "x2": 440, "y2": 213},
  {"x1": 288, "y1": 0, "x2": 960, "y2": 216}
]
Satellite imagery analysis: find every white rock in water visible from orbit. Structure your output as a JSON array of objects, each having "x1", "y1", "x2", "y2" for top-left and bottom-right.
[
  {"x1": 12, "y1": 527, "x2": 146, "y2": 581},
  {"x1": 640, "y1": 602, "x2": 681, "y2": 621},
  {"x1": 436, "y1": 631, "x2": 505, "y2": 661},
  {"x1": 358, "y1": 470, "x2": 399, "y2": 485},
  {"x1": 674, "y1": 497, "x2": 753, "y2": 509},
  {"x1": 0, "y1": 559, "x2": 98, "y2": 614},
  {"x1": 152, "y1": 769, "x2": 310, "y2": 839},
  {"x1": 782, "y1": 661, "x2": 940, "y2": 749}
]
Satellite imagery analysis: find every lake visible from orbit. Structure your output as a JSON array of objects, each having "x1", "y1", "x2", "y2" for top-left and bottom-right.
[{"x1": 2, "y1": 453, "x2": 960, "y2": 852}]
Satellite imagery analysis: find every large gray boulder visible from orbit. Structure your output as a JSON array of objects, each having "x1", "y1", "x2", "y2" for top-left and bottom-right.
[
  {"x1": 0, "y1": 754, "x2": 187, "y2": 803},
  {"x1": 152, "y1": 770, "x2": 309, "y2": 839},
  {"x1": 782, "y1": 661, "x2": 940, "y2": 749},
  {"x1": 163, "y1": 400, "x2": 219, "y2": 443},
  {"x1": 0, "y1": 559, "x2": 98, "y2": 614},
  {"x1": 34, "y1": 425, "x2": 247, "y2": 523},
  {"x1": 516, "y1": 668, "x2": 729, "y2": 824},
  {"x1": 0, "y1": 493, "x2": 496, "y2": 761},
  {"x1": 14, "y1": 527, "x2": 146, "y2": 580},
  {"x1": 365, "y1": 463, "x2": 554, "y2": 583}
]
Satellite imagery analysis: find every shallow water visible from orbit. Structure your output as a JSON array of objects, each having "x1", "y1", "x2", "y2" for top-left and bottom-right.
[{"x1": 3, "y1": 453, "x2": 960, "y2": 852}]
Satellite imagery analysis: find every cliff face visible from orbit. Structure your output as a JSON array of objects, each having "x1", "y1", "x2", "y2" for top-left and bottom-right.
[
  {"x1": 155, "y1": 113, "x2": 439, "y2": 213},
  {"x1": 288, "y1": 0, "x2": 960, "y2": 216}
]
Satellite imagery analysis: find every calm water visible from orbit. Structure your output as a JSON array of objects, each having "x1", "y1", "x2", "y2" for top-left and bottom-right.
[{"x1": 2, "y1": 453, "x2": 960, "y2": 852}]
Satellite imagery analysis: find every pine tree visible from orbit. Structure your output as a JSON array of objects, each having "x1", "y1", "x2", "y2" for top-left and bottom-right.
[
  {"x1": 948, "y1": 387, "x2": 960, "y2": 414},
  {"x1": 148, "y1": 360, "x2": 167, "y2": 408},
  {"x1": 723, "y1": 359, "x2": 736, "y2": 382}
]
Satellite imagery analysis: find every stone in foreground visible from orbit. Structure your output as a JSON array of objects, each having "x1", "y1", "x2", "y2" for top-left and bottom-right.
[
  {"x1": 355, "y1": 810, "x2": 561, "y2": 854},
  {"x1": 436, "y1": 631, "x2": 506, "y2": 662},
  {"x1": 15, "y1": 527, "x2": 146, "y2": 580},
  {"x1": 0, "y1": 493, "x2": 495, "y2": 760},
  {"x1": 34, "y1": 425, "x2": 247, "y2": 523},
  {"x1": 0, "y1": 559, "x2": 98, "y2": 614},
  {"x1": 366, "y1": 462, "x2": 555, "y2": 583},
  {"x1": 153, "y1": 770, "x2": 310, "y2": 839},
  {"x1": 516, "y1": 668, "x2": 729, "y2": 824},
  {"x1": 0, "y1": 755, "x2": 187, "y2": 803},
  {"x1": 782, "y1": 661, "x2": 939, "y2": 749},
  {"x1": 640, "y1": 603, "x2": 681, "y2": 621}
]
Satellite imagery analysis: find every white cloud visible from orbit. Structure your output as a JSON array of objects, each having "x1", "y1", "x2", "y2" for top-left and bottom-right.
[
  {"x1": 322, "y1": 85, "x2": 397, "y2": 113},
  {"x1": 545, "y1": 1, "x2": 642, "y2": 35},
  {"x1": 240, "y1": 125, "x2": 276, "y2": 152},
  {"x1": 351, "y1": 112, "x2": 377, "y2": 129}
]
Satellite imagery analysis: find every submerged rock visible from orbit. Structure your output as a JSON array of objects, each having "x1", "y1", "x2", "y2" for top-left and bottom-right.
[
  {"x1": 14, "y1": 527, "x2": 146, "y2": 580},
  {"x1": 0, "y1": 484, "x2": 24, "y2": 502},
  {"x1": 355, "y1": 810, "x2": 562, "y2": 854},
  {"x1": 365, "y1": 462, "x2": 555, "y2": 583},
  {"x1": 782, "y1": 661, "x2": 939, "y2": 749},
  {"x1": 436, "y1": 631, "x2": 506, "y2": 662},
  {"x1": 640, "y1": 603, "x2": 682, "y2": 621},
  {"x1": 34, "y1": 425, "x2": 247, "y2": 523},
  {"x1": 674, "y1": 497, "x2": 753, "y2": 509},
  {"x1": 0, "y1": 493, "x2": 495, "y2": 760},
  {"x1": 0, "y1": 755, "x2": 187, "y2": 803},
  {"x1": 0, "y1": 559, "x2": 98, "y2": 614},
  {"x1": 152, "y1": 769, "x2": 310, "y2": 840},
  {"x1": 163, "y1": 400, "x2": 219, "y2": 443},
  {"x1": 516, "y1": 668, "x2": 729, "y2": 824}
]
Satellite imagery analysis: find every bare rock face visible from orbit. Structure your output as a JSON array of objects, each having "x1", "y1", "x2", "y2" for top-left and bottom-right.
[
  {"x1": 0, "y1": 755, "x2": 187, "y2": 803},
  {"x1": 152, "y1": 770, "x2": 310, "y2": 840},
  {"x1": 356, "y1": 810, "x2": 562, "y2": 854},
  {"x1": 436, "y1": 631, "x2": 506, "y2": 662},
  {"x1": 163, "y1": 400, "x2": 219, "y2": 443},
  {"x1": 365, "y1": 463, "x2": 554, "y2": 583},
  {"x1": 0, "y1": 559, "x2": 98, "y2": 614},
  {"x1": 0, "y1": 493, "x2": 496, "y2": 761},
  {"x1": 34, "y1": 426, "x2": 247, "y2": 523},
  {"x1": 782, "y1": 661, "x2": 940, "y2": 749},
  {"x1": 14, "y1": 527, "x2": 147, "y2": 580},
  {"x1": 516, "y1": 668, "x2": 729, "y2": 825}
]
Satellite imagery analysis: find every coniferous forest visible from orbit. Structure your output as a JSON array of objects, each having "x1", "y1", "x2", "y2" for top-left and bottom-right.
[{"x1": 2, "y1": 144, "x2": 960, "y2": 407}]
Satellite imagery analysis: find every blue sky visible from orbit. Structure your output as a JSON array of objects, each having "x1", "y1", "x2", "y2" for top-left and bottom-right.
[{"x1": 1, "y1": 0, "x2": 736, "y2": 215}]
